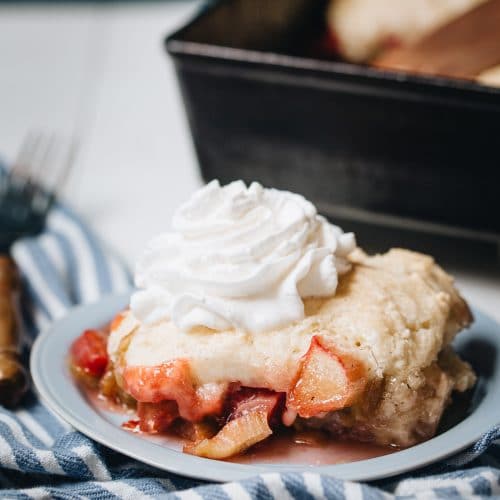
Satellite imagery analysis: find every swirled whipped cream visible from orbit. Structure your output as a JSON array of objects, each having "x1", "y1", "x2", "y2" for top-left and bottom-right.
[{"x1": 130, "y1": 180, "x2": 356, "y2": 334}]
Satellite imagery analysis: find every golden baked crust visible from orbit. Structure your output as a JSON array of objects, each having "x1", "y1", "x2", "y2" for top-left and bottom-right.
[
  {"x1": 297, "y1": 248, "x2": 472, "y2": 380},
  {"x1": 109, "y1": 248, "x2": 476, "y2": 449}
]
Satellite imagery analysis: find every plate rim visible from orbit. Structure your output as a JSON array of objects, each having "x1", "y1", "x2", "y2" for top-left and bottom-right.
[{"x1": 30, "y1": 293, "x2": 500, "y2": 483}]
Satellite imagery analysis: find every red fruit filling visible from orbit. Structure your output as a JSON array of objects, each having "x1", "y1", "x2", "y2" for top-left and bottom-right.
[
  {"x1": 71, "y1": 325, "x2": 368, "y2": 459},
  {"x1": 70, "y1": 329, "x2": 108, "y2": 378}
]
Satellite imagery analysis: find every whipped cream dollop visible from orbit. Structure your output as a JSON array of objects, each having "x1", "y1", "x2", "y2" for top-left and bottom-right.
[{"x1": 131, "y1": 180, "x2": 356, "y2": 334}]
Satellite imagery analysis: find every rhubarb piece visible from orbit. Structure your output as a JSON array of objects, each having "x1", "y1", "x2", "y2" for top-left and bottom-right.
[
  {"x1": 288, "y1": 336, "x2": 366, "y2": 418},
  {"x1": 137, "y1": 401, "x2": 179, "y2": 433},
  {"x1": 195, "y1": 383, "x2": 229, "y2": 418},
  {"x1": 229, "y1": 387, "x2": 285, "y2": 427},
  {"x1": 70, "y1": 329, "x2": 108, "y2": 380},
  {"x1": 122, "y1": 420, "x2": 140, "y2": 432},
  {"x1": 123, "y1": 360, "x2": 196, "y2": 408},
  {"x1": 184, "y1": 410, "x2": 272, "y2": 459},
  {"x1": 123, "y1": 362, "x2": 229, "y2": 422}
]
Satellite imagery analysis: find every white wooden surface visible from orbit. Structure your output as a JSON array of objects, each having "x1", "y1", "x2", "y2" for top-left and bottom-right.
[
  {"x1": 0, "y1": 1, "x2": 498, "y2": 320},
  {"x1": 0, "y1": 1, "x2": 203, "y2": 263}
]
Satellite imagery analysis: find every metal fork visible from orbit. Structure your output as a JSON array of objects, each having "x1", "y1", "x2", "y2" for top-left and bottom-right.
[{"x1": 0, "y1": 132, "x2": 77, "y2": 252}]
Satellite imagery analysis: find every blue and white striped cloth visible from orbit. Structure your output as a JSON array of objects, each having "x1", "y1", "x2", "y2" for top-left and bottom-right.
[{"x1": 1, "y1": 202, "x2": 500, "y2": 498}]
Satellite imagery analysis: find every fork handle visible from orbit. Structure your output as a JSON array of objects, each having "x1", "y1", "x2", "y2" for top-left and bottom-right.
[{"x1": 0, "y1": 257, "x2": 28, "y2": 407}]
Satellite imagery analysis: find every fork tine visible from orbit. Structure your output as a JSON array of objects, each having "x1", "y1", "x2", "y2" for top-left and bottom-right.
[
  {"x1": 1, "y1": 131, "x2": 78, "y2": 246},
  {"x1": 51, "y1": 137, "x2": 79, "y2": 194},
  {"x1": 10, "y1": 131, "x2": 40, "y2": 180},
  {"x1": 29, "y1": 132, "x2": 57, "y2": 187},
  {"x1": 6, "y1": 131, "x2": 78, "y2": 209}
]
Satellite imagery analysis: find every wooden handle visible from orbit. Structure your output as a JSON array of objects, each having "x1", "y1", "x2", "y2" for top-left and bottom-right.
[
  {"x1": 374, "y1": 0, "x2": 500, "y2": 80},
  {"x1": 0, "y1": 257, "x2": 28, "y2": 407}
]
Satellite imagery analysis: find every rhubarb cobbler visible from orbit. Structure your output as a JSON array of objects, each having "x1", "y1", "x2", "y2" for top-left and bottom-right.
[{"x1": 69, "y1": 180, "x2": 476, "y2": 459}]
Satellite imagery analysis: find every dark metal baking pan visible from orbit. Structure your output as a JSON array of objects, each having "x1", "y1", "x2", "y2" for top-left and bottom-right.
[{"x1": 166, "y1": 0, "x2": 500, "y2": 240}]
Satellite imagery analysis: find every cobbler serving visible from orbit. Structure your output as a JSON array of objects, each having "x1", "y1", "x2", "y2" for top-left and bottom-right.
[{"x1": 69, "y1": 181, "x2": 475, "y2": 460}]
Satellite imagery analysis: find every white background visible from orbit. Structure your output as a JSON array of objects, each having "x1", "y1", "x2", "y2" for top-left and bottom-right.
[{"x1": 0, "y1": 0, "x2": 498, "y2": 320}]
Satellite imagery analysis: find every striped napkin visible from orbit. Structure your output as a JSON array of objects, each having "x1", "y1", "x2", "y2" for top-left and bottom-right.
[{"x1": 1, "y1": 202, "x2": 499, "y2": 498}]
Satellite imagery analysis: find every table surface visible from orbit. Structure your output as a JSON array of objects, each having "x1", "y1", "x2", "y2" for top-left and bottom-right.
[{"x1": 0, "y1": 0, "x2": 499, "y2": 322}]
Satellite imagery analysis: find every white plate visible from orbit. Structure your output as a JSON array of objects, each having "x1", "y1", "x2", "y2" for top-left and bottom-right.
[{"x1": 31, "y1": 293, "x2": 500, "y2": 482}]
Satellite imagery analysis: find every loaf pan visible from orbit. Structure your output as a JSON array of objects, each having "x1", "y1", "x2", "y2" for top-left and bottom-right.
[{"x1": 166, "y1": 0, "x2": 500, "y2": 240}]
